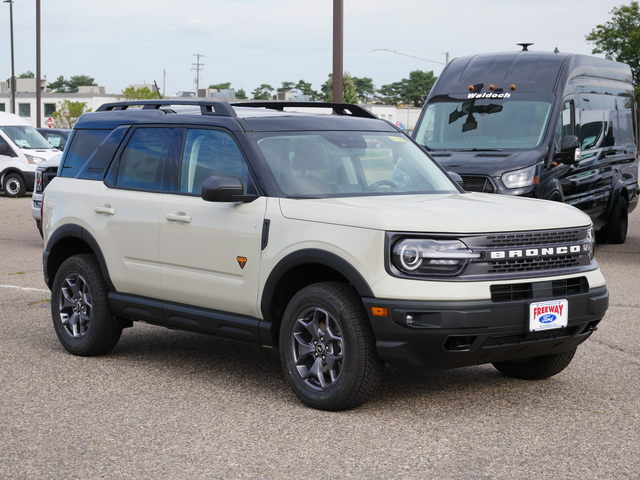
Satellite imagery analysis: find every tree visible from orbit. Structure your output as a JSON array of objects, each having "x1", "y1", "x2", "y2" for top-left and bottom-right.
[
  {"x1": 378, "y1": 70, "x2": 437, "y2": 106},
  {"x1": 353, "y1": 77, "x2": 375, "y2": 103},
  {"x1": 18, "y1": 71, "x2": 35, "y2": 78},
  {"x1": 295, "y1": 80, "x2": 320, "y2": 100},
  {"x1": 236, "y1": 88, "x2": 248, "y2": 100},
  {"x1": 46, "y1": 74, "x2": 96, "y2": 93},
  {"x1": 47, "y1": 75, "x2": 67, "y2": 92},
  {"x1": 586, "y1": 1, "x2": 640, "y2": 100},
  {"x1": 279, "y1": 81, "x2": 296, "y2": 93},
  {"x1": 121, "y1": 86, "x2": 160, "y2": 100},
  {"x1": 209, "y1": 82, "x2": 232, "y2": 90},
  {"x1": 321, "y1": 72, "x2": 358, "y2": 103},
  {"x1": 252, "y1": 84, "x2": 274, "y2": 100},
  {"x1": 51, "y1": 100, "x2": 91, "y2": 129}
]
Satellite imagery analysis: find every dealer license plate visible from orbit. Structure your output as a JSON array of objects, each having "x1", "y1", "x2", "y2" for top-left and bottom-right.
[{"x1": 529, "y1": 299, "x2": 568, "y2": 332}]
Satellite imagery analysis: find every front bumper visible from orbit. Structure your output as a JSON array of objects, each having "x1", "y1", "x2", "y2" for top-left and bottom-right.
[{"x1": 362, "y1": 284, "x2": 608, "y2": 371}]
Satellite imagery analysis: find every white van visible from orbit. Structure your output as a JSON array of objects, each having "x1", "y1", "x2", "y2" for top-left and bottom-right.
[{"x1": 0, "y1": 112, "x2": 62, "y2": 197}]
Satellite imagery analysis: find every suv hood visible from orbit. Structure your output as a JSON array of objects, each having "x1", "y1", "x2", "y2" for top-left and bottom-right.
[
  {"x1": 278, "y1": 193, "x2": 590, "y2": 233},
  {"x1": 429, "y1": 149, "x2": 543, "y2": 176}
]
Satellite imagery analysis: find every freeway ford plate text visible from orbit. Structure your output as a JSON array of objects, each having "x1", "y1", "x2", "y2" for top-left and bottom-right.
[{"x1": 529, "y1": 299, "x2": 568, "y2": 331}]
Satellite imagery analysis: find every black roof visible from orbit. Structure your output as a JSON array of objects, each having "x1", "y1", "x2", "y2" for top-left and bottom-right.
[{"x1": 429, "y1": 50, "x2": 633, "y2": 96}]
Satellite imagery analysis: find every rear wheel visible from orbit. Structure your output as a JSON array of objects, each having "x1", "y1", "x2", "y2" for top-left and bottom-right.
[
  {"x1": 492, "y1": 346, "x2": 577, "y2": 380},
  {"x1": 279, "y1": 282, "x2": 384, "y2": 411},
  {"x1": 3, "y1": 172, "x2": 26, "y2": 198},
  {"x1": 602, "y1": 196, "x2": 628, "y2": 244},
  {"x1": 51, "y1": 254, "x2": 122, "y2": 356}
]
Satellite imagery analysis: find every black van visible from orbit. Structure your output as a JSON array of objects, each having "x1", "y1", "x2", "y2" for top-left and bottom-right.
[{"x1": 412, "y1": 45, "x2": 638, "y2": 243}]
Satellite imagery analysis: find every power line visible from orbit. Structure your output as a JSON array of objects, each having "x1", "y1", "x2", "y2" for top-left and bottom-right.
[{"x1": 370, "y1": 48, "x2": 449, "y2": 65}]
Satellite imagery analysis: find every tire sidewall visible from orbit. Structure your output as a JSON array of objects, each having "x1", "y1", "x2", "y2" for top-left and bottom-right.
[
  {"x1": 279, "y1": 283, "x2": 374, "y2": 410},
  {"x1": 3, "y1": 173, "x2": 25, "y2": 198},
  {"x1": 51, "y1": 254, "x2": 117, "y2": 356}
]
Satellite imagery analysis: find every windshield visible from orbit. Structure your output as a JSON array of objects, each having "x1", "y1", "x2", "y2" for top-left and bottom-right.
[
  {"x1": 415, "y1": 94, "x2": 555, "y2": 150},
  {"x1": 251, "y1": 131, "x2": 457, "y2": 197},
  {"x1": 0, "y1": 125, "x2": 52, "y2": 149}
]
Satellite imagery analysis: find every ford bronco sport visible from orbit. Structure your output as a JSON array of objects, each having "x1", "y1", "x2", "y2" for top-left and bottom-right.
[{"x1": 42, "y1": 100, "x2": 609, "y2": 410}]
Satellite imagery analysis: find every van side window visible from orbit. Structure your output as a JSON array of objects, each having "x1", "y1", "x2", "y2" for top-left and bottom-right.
[
  {"x1": 578, "y1": 93, "x2": 636, "y2": 152},
  {"x1": 555, "y1": 100, "x2": 574, "y2": 151},
  {"x1": 179, "y1": 129, "x2": 250, "y2": 194}
]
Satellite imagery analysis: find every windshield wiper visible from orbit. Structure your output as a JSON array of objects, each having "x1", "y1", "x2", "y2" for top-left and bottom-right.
[{"x1": 452, "y1": 148, "x2": 504, "y2": 152}]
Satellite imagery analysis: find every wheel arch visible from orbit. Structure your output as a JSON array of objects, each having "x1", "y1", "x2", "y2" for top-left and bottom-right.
[
  {"x1": 260, "y1": 249, "x2": 374, "y2": 346},
  {"x1": 44, "y1": 224, "x2": 114, "y2": 291}
]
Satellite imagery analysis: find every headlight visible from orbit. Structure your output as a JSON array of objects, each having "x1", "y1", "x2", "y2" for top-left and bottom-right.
[
  {"x1": 392, "y1": 238, "x2": 481, "y2": 276},
  {"x1": 502, "y1": 165, "x2": 537, "y2": 189},
  {"x1": 586, "y1": 226, "x2": 595, "y2": 261},
  {"x1": 25, "y1": 154, "x2": 46, "y2": 165}
]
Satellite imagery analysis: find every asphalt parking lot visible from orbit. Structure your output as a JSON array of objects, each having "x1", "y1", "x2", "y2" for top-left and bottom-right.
[{"x1": 1, "y1": 195, "x2": 638, "y2": 479}]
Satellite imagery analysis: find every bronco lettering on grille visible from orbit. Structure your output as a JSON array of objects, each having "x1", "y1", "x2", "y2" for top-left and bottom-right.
[{"x1": 490, "y1": 245, "x2": 584, "y2": 259}]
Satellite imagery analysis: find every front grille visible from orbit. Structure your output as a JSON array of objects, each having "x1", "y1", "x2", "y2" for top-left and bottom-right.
[
  {"x1": 490, "y1": 277, "x2": 589, "y2": 302},
  {"x1": 461, "y1": 227, "x2": 593, "y2": 279},
  {"x1": 485, "y1": 327, "x2": 575, "y2": 348},
  {"x1": 461, "y1": 175, "x2": 495, "y2": 193},
  {"x1": 488, "y1": 256, "x2": 581, "y2": 274},
  {"x1": 487, "y1": 230, "x2": 581, "y2": 248}
]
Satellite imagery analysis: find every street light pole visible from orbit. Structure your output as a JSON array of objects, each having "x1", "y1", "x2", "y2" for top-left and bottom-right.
[
  {"x1": 36, "y1": 0, "x2": 42, "y2": 127},
  {"x1": 3, "y1": 0, "x2": 16, "y2": 114},
  {"x1": 332, "y1": 0, "x2": 343, "y2": 103}
]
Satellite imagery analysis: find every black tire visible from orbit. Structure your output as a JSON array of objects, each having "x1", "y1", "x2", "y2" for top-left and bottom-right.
[
  {"x1": 279, "y1": 282, "x2": 384, "y2": 411},
  {"x1": 603, "y1": 196, "x2": 628, "y2": 244},
  {"x1": 3, "y1": 172, "x2": 26, "y2": 198},
  {"x1": 492, "y1": 346, "x2": 577, "y2": 380},
  {"x1": 51, "y1": 254, "x2": 122, "y2": 356}
]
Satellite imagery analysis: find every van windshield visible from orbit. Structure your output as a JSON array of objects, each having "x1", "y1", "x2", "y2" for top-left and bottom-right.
[
  {"x1": 0, "y1": 125, "x2": 52, "y2": 149},
  {"x1": 415, "y1": 94, "x2": 555, "y2": 150}
]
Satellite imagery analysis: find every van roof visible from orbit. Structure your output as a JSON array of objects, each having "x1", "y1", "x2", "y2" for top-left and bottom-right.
[
  {"x1": 429, "y1": 50, "x2": 633, "y2": 96},
  {"x1": 0, "y1": 111, "x2": 32, "y2": 126}
]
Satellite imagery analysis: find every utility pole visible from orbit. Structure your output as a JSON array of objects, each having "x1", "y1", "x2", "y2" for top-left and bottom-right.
[
  {"x1": 332, "y1": 0, "x2": 343, "y2": 103},
  {"x1": 192, "y1": 54, "x2": 204, "y2": 94}
]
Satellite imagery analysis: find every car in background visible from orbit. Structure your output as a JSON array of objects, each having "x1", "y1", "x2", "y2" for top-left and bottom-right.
[
  {"x1": 37, "y1": 128, "x2": 72, "y2": 151},
  {"x1": 31, "y1": 129, "x2": 71, "y2": 235},
  {"x1": 31, "y1": 154, "x2": 62, "y2": 237},
  {"x1": 1, "y1": 112, "x2": 61, "y2": 197}
]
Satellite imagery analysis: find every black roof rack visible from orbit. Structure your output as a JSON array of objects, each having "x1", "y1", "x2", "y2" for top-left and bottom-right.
[
  {"x1": 231, "y1": 101, "x2": 377, "y2": 119},
  {"x1": 96, "y1": 100, "x2": 237, "y2": 117}
]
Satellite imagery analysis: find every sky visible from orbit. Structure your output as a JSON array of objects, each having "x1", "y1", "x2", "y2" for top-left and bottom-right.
[{"x1": 0, "y1": 0, "x2": 629, "y2": 97}]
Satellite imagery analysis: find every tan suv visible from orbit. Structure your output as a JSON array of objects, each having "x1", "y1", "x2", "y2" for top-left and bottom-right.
[{"x1": 42, "y1": 101, "x2": 609, "y2": 410}]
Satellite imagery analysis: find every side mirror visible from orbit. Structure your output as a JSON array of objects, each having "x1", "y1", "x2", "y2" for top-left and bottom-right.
[
  {"x1": 201, "y1": 175, "x2": 257, "y2": 203},
  {"x1": 555, "y1": 135, "x2": 580, "y2": 164},
  {"x1": 0, "y1": 142, "x2": 16, "y2": 157},
  {"x1": 448, "y1": 171, "x2": 465, "y2": 190}
]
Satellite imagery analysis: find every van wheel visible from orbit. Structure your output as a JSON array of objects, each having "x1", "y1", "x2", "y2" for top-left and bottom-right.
[
  {"x1": 51, "y1": 254, "x2": 122, "y2": 356},
  {"x1": 279, "y1": 282, "x2": 384, "y2": 411},
  {"x1": 603, "y1": 196, "x2": 628, "y2": 244},
  {"x1": 3, "y1": 173, "x2": 26, "y2": 198},
  {"x1": 492, "y1": 346, "x2": 577, "y2": 380}
]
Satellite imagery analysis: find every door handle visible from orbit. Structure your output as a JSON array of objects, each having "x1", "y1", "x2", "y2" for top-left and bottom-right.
[
  {"x1": 94, "y1": 205, "x2": 116, "y2": 215},
  {"x1": 166, "y1": 213, "x2": 192, "y2": 223}
]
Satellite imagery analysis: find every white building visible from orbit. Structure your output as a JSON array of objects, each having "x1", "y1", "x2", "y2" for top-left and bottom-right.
[
  {"x1": 0, "y1": 80, "x2": 423, "y2": 131},
  {"x1": 0, "y1": 79, "x2": 119, "y2": 127}
]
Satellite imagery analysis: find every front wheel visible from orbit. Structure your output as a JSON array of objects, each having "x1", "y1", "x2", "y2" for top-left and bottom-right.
[
  {"x1": 3, "y1": 172, "x2": 26, "y2": 198},
  {"x1": 492, "y1": 346, "x2": 577, "y2": 380},
  {"x1": 279, "y1": 282, "x2": 384, "y2": 411},
  {"x1": 51, "y1": 254, "x2": 122, "y2": 356}
]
